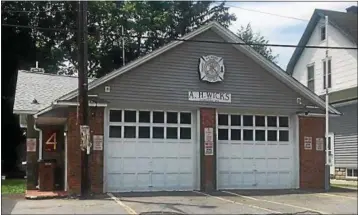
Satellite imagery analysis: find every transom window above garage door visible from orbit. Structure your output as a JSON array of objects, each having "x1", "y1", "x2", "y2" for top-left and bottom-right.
[
  {"x1": 109, "y1": 110, "x2": 192, "y2": 139},
  {"x1": 217, "y1": 114, "x2": 289, "y2": 142}
]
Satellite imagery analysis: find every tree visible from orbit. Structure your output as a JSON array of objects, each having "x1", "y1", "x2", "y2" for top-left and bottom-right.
[
  {"x1": 236, "y1": 23, "x2": 278, "y2": 63},
  {"x1": 2, "y1": 1, "x2": 237, "y2": 77}
]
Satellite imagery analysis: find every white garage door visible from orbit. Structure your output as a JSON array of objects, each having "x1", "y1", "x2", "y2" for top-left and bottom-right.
[
  {"x1": 217, "y1": 113, "x2": 295, "y2": 189},
  {"x1": 106, "y1": 109, "x2": 196, "y2": 192}
]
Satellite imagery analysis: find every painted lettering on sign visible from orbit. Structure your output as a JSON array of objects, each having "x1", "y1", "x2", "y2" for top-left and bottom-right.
[
  {"x1": 93, "y1": 135, "x2": 103, "y2": 151},
  {"x1": 188, "y1": 91, "x2": 231, "y2": 103},
  {"x1": 204, "y1": 127, "x2": 214, "y2": 156},
  {"x1": 304, "y1": 136, "x2": 312, "y2": 150},
  {"x1": 204, "y1": 127, "x2": 213, "y2": 142}
]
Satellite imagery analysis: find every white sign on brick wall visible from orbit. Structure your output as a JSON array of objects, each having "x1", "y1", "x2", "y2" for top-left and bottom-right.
[
  {"x1": 26, "y1": 138, "x2": 36, "y2": 152},
  {"x1": 304, "y1": 136, "x2": 312, "y2": 150},
  {"x1": 316, "y1": 138, "x2": 324, "y2": 151},
  {"x1": 93, "y1": 135, "x2": 103, "y2": 151}
]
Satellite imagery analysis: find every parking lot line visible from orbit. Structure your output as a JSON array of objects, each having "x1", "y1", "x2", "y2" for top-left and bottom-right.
[
  {"x1": 222, "y1": 190, "x2": 328, "y2": 214},
  {"x1": 192, "y1": 190, "x2": 282, "y2": 214},
  {"x1": 107, "y1": 192, "x2": 137, "y2": 215}
]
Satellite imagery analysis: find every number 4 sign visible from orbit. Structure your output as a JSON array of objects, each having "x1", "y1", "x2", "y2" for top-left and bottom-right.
[{"x1": 45, "y1": 132, "x2": 57, "y2": 152}]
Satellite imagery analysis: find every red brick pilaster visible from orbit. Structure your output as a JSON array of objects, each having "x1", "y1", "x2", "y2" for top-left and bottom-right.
[
  {"x1": 299, "y1": 116, "x2": 326, "y2": 189},
  {"x1": 200, "y1": 108, "x2": 216, "y2": 191},
  {"x1": 89, "y1": 108, "x2": 104, "y2": 194},
  {"x1": 67, "y1": 109, "x2": 81, "y2": 194},
  {"x1": 67, "y1": 107, "x2": 105, "y2": 195}
]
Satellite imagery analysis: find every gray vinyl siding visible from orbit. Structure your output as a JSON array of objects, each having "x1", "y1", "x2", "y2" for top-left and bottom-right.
[
  {"x1": 330, "y1": 101, "x2": 358, "y2": 168},
  {"x1": 90, "y1": 29, "x2": 316, "y2": 114}
]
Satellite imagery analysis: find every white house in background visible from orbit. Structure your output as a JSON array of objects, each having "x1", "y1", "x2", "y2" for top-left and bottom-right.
[{"x1": 287, "y1": 6, "x2": 358, "y2": 180}]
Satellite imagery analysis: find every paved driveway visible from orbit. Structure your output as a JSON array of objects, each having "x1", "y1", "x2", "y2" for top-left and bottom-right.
[
  {"x1": 110, "y1": 188, "x2": 357, "y2": 214},
  {"x1": 8, "y1": 195, "x2": 128, "y2": 214},
  {"x1": 4, "y1": 188, "x2": 357, "y2": 214}
]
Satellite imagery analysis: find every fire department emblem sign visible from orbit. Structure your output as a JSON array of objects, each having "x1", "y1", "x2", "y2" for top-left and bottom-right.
[{"x1": 198, "y1": 55, "x2": 225, "y2": 83}]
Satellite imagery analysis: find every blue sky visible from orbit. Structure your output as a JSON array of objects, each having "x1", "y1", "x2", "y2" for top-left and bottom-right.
[{"x1": 225, "y1": 1, "x2": 355, "y2": 69}]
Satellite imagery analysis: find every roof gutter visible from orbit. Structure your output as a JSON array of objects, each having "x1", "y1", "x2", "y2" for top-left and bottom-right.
[{"x1": 54, "y1": 100, "x2": 107, "y2": 107}]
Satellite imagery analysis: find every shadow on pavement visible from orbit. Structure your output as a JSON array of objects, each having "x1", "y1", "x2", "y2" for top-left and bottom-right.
[
  {"x1": 120, "y1": 198, "x2": 216, "y2": 209},
  {"x1": 113, "y1": 191, "x2": 202, "y2": 198},
  {"x1": 328, "y1": 187, "x2": 358, "y2": 193}
]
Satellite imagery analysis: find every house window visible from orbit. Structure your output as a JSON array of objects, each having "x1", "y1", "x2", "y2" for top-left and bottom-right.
[
  {"x1": 346, "y1": 168, "x2": 358, "y2": 178},
  {"x1": 320, "y1": 26, "x2": 326, "y2": 41},
  {"x1": 323, "y1": 59, "x2": 332, "y2": 89},
  {"x1": 307, "y1": 64, "x2": 315, "y2": 92}
]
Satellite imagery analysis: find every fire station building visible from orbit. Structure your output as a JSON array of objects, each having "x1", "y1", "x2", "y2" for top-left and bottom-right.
[{"x1": 14, "y1": 22, "x2": 341, "y2": 195}]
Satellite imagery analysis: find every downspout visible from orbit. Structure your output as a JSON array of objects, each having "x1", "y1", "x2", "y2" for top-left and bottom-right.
[{"x1": 33, "y1": 118, "x2": 43, "y2": 160}]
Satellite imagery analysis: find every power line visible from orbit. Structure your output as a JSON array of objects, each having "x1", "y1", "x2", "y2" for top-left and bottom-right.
[
  {"x1": 4, "y1": 3, "x2": 309, "y2": 22},
  {"x1": 2, "y1": 23, "x2": 357, "y2": 50},
  {"x1": 2, "y1": 23, "x2": 74, "y2": 32},
  {"x1": 223, "y1": 3, "x2": 309, "y2": 22},
  {"x1": 2, "y1": 9, "x2": 68, "y2": 13}
]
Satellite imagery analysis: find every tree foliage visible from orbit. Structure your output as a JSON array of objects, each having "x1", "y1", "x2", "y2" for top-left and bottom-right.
[
  {"x1": 237, "y1": 23, "x2": 278, "y2": 63},
  {"x1": 1, "y1": 1, "x2": 236, "y2": 77}
]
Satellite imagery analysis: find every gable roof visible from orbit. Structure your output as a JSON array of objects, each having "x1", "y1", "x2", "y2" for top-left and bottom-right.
[
  {"x1": 44, "y1": 21, "x2": 340, "y2": 115},
  {"x1": 287, "y1": 8, "x2": 358, "y2": 74},
  {"x1": 13, "y1": 70, "x2": 95, "y2": 114}
]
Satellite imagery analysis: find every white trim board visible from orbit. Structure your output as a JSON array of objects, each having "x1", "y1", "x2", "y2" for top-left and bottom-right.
[
  {"x1": 54, "y1": 21, "x2": 340, "y2": 116},
  {"x1": 332, "y1": 99, "x2": 358, "y2": 108}
]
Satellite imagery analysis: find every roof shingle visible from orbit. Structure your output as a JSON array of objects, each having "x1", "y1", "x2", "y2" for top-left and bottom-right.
[{"x1": 14, "y1": 70, "x2": 94, "y2": 113}]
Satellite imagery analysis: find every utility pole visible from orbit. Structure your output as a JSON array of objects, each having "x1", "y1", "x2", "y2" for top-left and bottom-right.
[
  {"x1": 78, "y1": 0, "x2": 90, "y2": 198},
  {"x1": 324, "y1": 15, "x2": 330, "y2": 191}
]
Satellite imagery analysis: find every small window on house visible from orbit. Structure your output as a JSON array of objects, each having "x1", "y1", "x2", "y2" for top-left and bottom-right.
[
  {"x1": 180, "y1": 113, "x2": 191, "y2": 124},
  {"x1": 166, "y1": 112, "x2": 178, "y2": 124},
  {"x1": 307, "y1": 65, "x2": 315, "y2": 92},
  {"x1": 124, "y1": 126, "x2": 136, "y2": 138},
  {"x1": 153, "y1": 112, "x2": 164, "y2": 123},
  {"x1": 153, "y1": 127, "x2": 164, "y2": 139},
  {"x1": 231, "y1": 129, "x2": 241, "y2": 140},
  {"x1": 139, "y1": 111, "x2": 150, "y2": 123},
  {"x1": 320, "y1": 26, "x2": 326, "y2": 41},
  {"x1": 139, "y1": 127, "x2": 150, "y2": 138},
  {"x1": 109, "y1": 126, "x2": 121, "y2": 138},
  {"x1": 109, "y1": 110, "x2": 122, "y2": 122},
  {"x1": 268, "y1": 130, "x2": 277, "y2": 141},
  {"x1": 218, "y1": 114, "x2": 229, "y2": 126},
  {"x1": 218, "y1": 129, "x2": 229, "y2": 140},
  {"x1": 279, "y1": 117, "x2": 289, "y2": 127},
  {"x1": 347, "y1": 168, "x2": 358, "y2": 177},
  {"x1": 243, "y1": 129, "x2": 253, "y2": 141},
  {"x1": 231, "y1": 115, "x2": 241, "y2": 126},
  {"x1": 124, "y1": 110, "x2": 136, "y2": 122},
  {"x1": 323, "y1": 59, "x2": 332, "y2": 89},
  {"x1": 255, "y1": 116, "x2": 265, "y2": 127},
  {"x1": 267, "y1": 116, "x2": 277, "y2": 127},
  {"x1": 180, "y1": 128, "x2": 191, "y2": 139},
  {"x1": 255, "y1": 130, "x2": 266, "y2": 141},
  {"x1": 243, "y1": 115, "x2": 253, "y2": 126},
  {"x1": 167, "y1": 127, "x2": 178, "y2": 139}
]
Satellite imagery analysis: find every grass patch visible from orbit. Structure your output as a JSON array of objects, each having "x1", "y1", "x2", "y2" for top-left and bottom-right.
[
  {"x1": 331, "y1": 183, "x2": 358, "y2": 189},
  {"x1": 1, "y1": 179, "x2": 26, "y2": 194}
]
